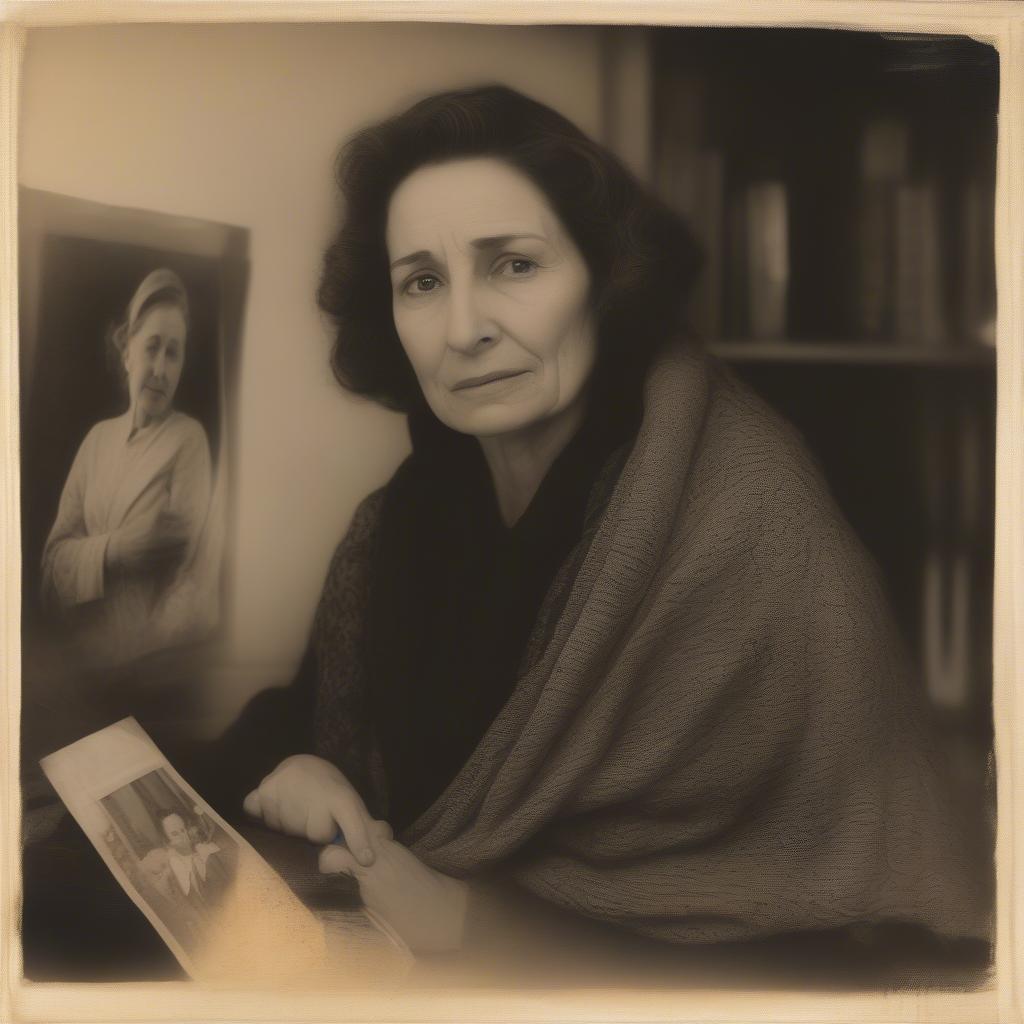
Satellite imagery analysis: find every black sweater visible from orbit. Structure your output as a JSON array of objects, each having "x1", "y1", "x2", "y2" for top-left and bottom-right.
[{"x1": 195, "y1": 398, "x2": 638, "y2": 830}]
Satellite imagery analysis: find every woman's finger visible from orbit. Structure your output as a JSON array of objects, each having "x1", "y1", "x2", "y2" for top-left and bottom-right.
[
  {"x1": 328, "y1": 792, "x2": 375, "y2": 867},
  {"x1": 306, "y1": 807, "x2": 340, "y2": 845},
  {"x1": 319, "y1": 844, "x2": 361, "y2": 877},
  {"x1": 372, "y1": 819, "x2": 393, "y2": 842},
  {"x1": 242, "y1": 790, "x2": 262, "y2": 818},
  {"x1": 259, "y1": 785, "x2": 283, "y2": 832}
]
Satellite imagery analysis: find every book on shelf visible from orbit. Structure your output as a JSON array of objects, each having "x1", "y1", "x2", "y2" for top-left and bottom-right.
[
  {"x1": 961, "y1": 176, "x2": 997, "y2": 347},
  {"x1": 858, "y1": 182, "x2": 895, "y2": 338},
  {"x1": 894, "y1": 181, "x2": 946, "y2": 346},
  {"x1": 856, "y1": 118, "x2": 909, "y2": 340},
  {"x1": 922, "y1": 546, "x2": 972, "y2": 712},
  {"x1": 744, "y1": 181, "x2": 789, "y2": 340},
  {"x1": 857, "y1": 119, "x2": 950, "y2": 348},
  {"x1": 918, "y1": 394, "x2": 988, "y2": 714},
  {"x1": 723, "y1": 179, "x2": 789, "y2": 341}
]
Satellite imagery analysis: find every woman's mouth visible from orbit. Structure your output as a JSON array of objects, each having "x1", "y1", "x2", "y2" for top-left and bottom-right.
[{"x1": 452, "y1": 370, "x2": 528, "y2": 391}]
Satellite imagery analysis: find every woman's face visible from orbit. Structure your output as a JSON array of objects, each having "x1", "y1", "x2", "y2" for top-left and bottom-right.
[
  {"x1": 123, "y1": 303, "x2": 187, "y2": 422},
  {"x1": 386, "y1": 157, "x2": 597, "y2": 439}
]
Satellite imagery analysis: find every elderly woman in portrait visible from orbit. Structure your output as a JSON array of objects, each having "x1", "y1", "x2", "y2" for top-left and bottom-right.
[
  {"x1": 41, "y1": 269, "x2": 214, "y2": 668},
  {"x1": 211, "y1": 87, "x2": 990, "y2": 964}
]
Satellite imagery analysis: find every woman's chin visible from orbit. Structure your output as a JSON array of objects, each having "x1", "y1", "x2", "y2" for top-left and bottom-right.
[
  {"x1": 137, "y1": 397, "x2": 172, "y2": 422},
  {"x1": 447, "y1": 407, "x2": 545, "y2": 440}
]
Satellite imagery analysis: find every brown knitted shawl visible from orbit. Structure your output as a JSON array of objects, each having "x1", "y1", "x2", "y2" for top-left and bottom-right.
[{"x1": 310, "y1": 341, "x2": 992, "y2": 944}]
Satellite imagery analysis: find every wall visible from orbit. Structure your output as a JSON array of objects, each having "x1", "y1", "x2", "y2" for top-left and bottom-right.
[{"x1": 19, "y1": 22, "x2": 609, "y2": 720}]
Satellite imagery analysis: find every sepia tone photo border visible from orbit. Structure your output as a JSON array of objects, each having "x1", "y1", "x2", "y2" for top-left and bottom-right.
[{"x1": 1, "y1": 2, "x2": 1021, "y2": 1023}]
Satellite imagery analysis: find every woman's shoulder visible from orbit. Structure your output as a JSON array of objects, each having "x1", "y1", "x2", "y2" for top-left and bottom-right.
[
  {"x1": 64, "y1": 415, "x2": 124, "y2": 467},
  {"x1": 346, "y1": 486, "x2": 388, "y2": 540},
  {"x1": 646, "y1": 349, "x2": 855, "y2": 567},
  {"x1": 695, "y1": 354, "x2": 883, "y2": 582},
  {"x1": 701, "y1": 354, "x2": 834, "y2": 506},
  {"x1": 81, "y1": 413, "x2": 127, "y2": 445},
  {"x1": 315, "y1": 487, "x2": 387, "y2": 620},
  {"x1": 164, "y1": 411, "x2": 210, "y2": 446},
  {"x1": 150, "y1": 413, "x2": 212, "y2": 471},
  {"x1": 323, "y1": 487, "x2": 387, "y2": 573},
  {"x1": 643, "y1": 341, "x2": 820, "y2": 487}
]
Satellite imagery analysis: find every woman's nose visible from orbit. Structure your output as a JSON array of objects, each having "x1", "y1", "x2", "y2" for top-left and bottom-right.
[{"x1": 445, "y1": 280, "x2": 498, "y2": 353}]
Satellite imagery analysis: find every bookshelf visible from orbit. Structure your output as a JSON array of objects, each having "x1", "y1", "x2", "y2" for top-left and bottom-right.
[
  {"x1": 651, "y1": 27, "x2": 998, "y2": 742},
  {"x1": 708, "y1": 341, "x2": 996, "y2": 368}
]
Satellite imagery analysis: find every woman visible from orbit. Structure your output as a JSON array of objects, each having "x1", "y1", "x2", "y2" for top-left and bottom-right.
[
  {"x1": 41, "y1": 268, "x2": 215, "y2": 668},
  {"x1": 218, "y1": 86, "x2": 991, "y2": 965}
]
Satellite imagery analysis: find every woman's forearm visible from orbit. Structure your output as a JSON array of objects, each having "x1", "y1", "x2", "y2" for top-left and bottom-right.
[{"x1": 42, "y1": 532, "x2": 112, "y2": 608}]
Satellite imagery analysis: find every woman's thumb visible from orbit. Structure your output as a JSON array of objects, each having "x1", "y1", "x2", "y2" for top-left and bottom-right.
[{"x1": 329, "y1": 794, "x2": 375, "y2": 867}]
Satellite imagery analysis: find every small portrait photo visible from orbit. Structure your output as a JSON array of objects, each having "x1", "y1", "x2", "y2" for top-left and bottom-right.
[
  {"x1": 99, "y1": 769, "x2": 239, "y2": 959},
  {"x1": 18, "y1": 188, "x2": 248, "y2": 761}
]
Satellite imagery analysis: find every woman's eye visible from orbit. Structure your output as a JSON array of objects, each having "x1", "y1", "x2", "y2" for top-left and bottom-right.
[
  {"x1": 404, "y1": 274, "x2": 442, "y2": 296},
  {"x1": 496, "y1": 257, "x2": 538, "y2": 278}
]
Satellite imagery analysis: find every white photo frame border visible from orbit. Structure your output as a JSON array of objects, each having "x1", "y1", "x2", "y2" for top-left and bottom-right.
[{"x1": 1, "y1": 3, "x2": 1021, "y2": 1023}]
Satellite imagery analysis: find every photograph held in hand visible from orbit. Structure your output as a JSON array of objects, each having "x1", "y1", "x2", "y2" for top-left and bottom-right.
[{"x1": 38, "y1": 718, "x2": 410, "y2": 985}]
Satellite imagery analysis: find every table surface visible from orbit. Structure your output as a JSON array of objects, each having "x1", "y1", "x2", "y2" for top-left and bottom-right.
[{"x1": 20, "y1": 805, "x2": 994, "y2": 992}]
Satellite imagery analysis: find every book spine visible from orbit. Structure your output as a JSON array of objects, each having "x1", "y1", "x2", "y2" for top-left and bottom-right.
[
  {"x1": 961, "y1": 177, "x2": 997, "y2": 346},
  {"x1": 857, "y1": 119, "x2": 909, "y2": 341},
  {"x1": 919, "y1": 391, "x2": 987, "y2": 713},
  {"x1": 918, "y1": 182, "x2": 946, "y2": 346},
  {"x1": 894, "y1": 182, "x2": 945, "y2": 345},
  {"x1": 858, "y1": 183, "x2": 895, "y2": 338},
  {"x1": 726, "y1": 186, "x2": 749, "y2": 339},
  {"x1": 745, "y1": 180, "x2": 789, "y2": 340}
]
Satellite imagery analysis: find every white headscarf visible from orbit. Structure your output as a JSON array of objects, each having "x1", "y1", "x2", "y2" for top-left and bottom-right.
[{"x1": 124, "y1": 268, "x2": 189, "y2": 340}]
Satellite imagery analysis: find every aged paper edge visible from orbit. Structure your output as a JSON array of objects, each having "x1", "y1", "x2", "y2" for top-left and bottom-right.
[{"x1": 1, "y1": 2, "x2": 1020, "y2": 1022}]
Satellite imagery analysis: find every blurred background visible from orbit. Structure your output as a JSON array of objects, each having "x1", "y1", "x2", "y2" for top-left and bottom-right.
[{"x1": 18, "y1": 24, "x2": 997, "y2": 782}]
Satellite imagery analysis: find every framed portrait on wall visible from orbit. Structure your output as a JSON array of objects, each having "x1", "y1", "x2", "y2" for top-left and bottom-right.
[{"x1": 18, "y1": 187, "x2": 248, "y2": 772}]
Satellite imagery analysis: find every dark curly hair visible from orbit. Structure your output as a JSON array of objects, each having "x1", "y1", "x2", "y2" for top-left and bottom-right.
[{"x1": 317, "y1": 84, "x2": 703, "y2": 414}]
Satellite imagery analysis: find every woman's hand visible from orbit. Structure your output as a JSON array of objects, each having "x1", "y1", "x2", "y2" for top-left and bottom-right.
[
  {"x1": 319, "y1": 829, "x2": 469, "y2": 953},
  {"x1": 107, "y1": 508, "x2": 190, "y2": 575},
  {"x1": 243, "y1": 754, "x2": 378, "y2": 866}
]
